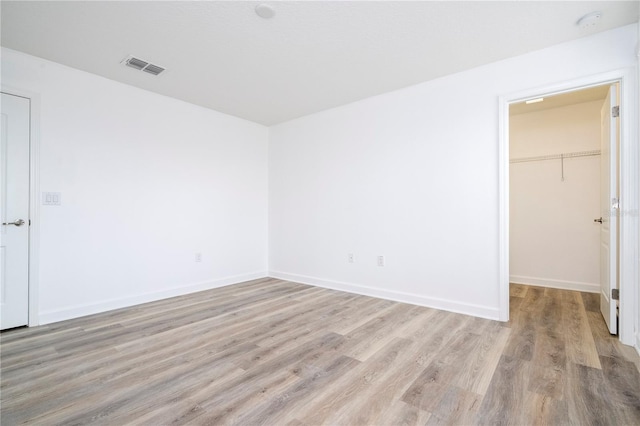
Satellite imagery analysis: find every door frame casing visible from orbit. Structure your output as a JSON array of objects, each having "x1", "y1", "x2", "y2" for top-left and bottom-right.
[
  {"x1": 2, "y1": 86, "x2": 40, "y2": 327},
  {"x1": 498, "y1": 68, "x2": 638, "y2": 346}
]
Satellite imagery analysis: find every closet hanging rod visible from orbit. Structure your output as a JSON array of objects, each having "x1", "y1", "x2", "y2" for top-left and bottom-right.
[{"x1": 510, "y1": 149, "x2": 601, "y2": 164}]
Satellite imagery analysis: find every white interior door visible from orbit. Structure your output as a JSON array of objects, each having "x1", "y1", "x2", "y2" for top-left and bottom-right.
[
  {"x1": 599, "y1": 84, "x2": 618, "y2": 335},
  {"x1": 1, "y1": 92, "x2": 30, "y2": 330}
]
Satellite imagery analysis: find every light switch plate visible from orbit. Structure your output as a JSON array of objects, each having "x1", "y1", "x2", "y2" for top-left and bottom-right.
[{"x1": 42, "y1": 192, "x2": 61, "y2": 206}]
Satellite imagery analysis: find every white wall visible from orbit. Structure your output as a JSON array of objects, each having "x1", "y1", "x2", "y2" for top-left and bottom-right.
[
  {"x1": 268, "y1": 24, "x2": 638, "y2": 320},
  {"x1": 1, "y1": 48, "x2": 269, "y2": 324},
  {"x1": 509, "y1": 101, "x2": 602, "y2": 292}
]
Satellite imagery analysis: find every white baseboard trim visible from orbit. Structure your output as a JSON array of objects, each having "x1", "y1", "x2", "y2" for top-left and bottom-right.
[
  {"x1": 269, "y1": 270, "x2": 500, "y2": 320},
  {"x1": 509, "y1": 275, "x2": 600, "y2": 294},
  {"x1": 636, "y1": 332, "x2": 640, "y2": 357},
  {"x1": 38, "y1": 271, "x2": 268, "y2": 325}
]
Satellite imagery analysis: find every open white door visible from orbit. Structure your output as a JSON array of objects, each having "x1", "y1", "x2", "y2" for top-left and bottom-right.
[
  {"x1": 598, "y1": 84, "x2": 618, "y2": 335},
  {"x1": 1, "y1": 92, "x2": 30, "y2": 330}
]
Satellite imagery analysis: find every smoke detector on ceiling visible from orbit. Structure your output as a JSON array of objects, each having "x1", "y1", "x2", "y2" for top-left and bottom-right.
[
  {"x1": 121, "y1": 55, "x2": 165, "y2": 76},
  {"x1": 576, "y1": 11, "x2": 602, "y2": 29},
  {"x1": 255, "y1": 4, "x2": 275, "y2": 19}
]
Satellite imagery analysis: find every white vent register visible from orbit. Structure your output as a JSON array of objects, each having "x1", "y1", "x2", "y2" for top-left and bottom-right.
[{"x1": 121, "y1": 55, "x2": 165, "y2": 76}]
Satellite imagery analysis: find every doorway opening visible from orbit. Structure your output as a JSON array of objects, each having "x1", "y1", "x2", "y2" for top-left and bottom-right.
[
  {"x1": 498, "y1": 69, "x2": 638, "y2": 347},
  {"x1": 509, "y1": 84, "x2": 619, "y2": 334}
]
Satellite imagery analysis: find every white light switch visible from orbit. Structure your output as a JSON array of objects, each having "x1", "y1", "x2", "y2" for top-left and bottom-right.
[{"x1": 42, "y1": 192, "x2": 61, "y2": 206}]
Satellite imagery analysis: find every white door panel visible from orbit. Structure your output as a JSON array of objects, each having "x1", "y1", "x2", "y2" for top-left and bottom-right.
[
  {"x1": 1, "y1": 92, "x2": 30, "y2": 330},
  {"x1": 599, "y1": 85, "x2": 618, "y2": 335}
]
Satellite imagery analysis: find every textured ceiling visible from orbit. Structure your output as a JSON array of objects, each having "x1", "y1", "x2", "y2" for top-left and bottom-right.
[{"x1": 1, "y1": 1, "x2": 638, "y2": 125}]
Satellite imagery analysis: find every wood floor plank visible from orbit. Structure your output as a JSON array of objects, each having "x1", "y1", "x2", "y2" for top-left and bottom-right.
[
  {"x1": 193, "y1": 332, "x2": 348, "y2": 416},
  {"x1": 395, "y1": 307, "x2": 438, "y2": 340},
  {"x1": 475, "y1": 354, "x2": 532, "y2": 425},
  {"x1": 234, "y1": 354, "x2": 361, "y2": 426},
  {"x1": 585, "y1": 310, "x2": 628, "y2": 362},
  {"x1": 1, "y1": 280, "x2": 638, "y2": 425},
  {"x1": 519, "y1": 286, "x2": 545, "y2": 313},
  {"x1": 580, "y1": 292, "x2": 600, "y2": 313},
  {"x1": 378, "y1": 400, "x2": 432, "y2": 426},
  {"x1": 135, "y1": 397, "x2": 206, "y2": 426},
  {"x1": 341, "y1": 304, "x2": 422, "y2": 361},
  {"x1": 426, "y1": 386, "x2": 482, "y2": 425},
  {"x1": 4, "y1": 341, "x2": 253, "y2": 423},
  {"x1": 292, "y1": 337, "x2": 414, "y2": 425},
  {"x1": 531, "y1": 329, "x2": 566, "y2": 371},
  {"x1": 503, "y1": 310, "x2": 536, "y2": 361},
  {"x1": 509, "y1": 283, "x2": 528, "y2": 298},
  {"x1": 452, "y1": 326, "x2": 510, "y2": 395},
  {"x1": 565, "y1": 361, "x2": 614, "y2": 425},
  {"x1": 320, "y1": 311, "x2": 469, "y2": 426},
  {"x1": 599, "y1": 355, "x2": 640, "y2": 424},
  {"x1": 401, "y1": 359, "x2": 459, "y2": 412},
  {"x1": 521, "y1": 391, "x2": 568, "y2": 426},
  {"x1": 526, "y1": 364, "x2": 565, "y2": 400},
  {"x1": 537, "y1": 290, "x2": 563, "y2": 334},
  {"x1": 561, "y1": 291, "x2": 601, "y2": 369},
  {"x1": 327, "y1": 297, "x2": 397, "y2": 335},
  {"x1": 508, "y1": 295, "x2": 524, "y2": 313}
]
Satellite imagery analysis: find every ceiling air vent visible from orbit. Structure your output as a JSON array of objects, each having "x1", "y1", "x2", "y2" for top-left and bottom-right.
[
  {"x1": 142, "y1": 63, "x2": 165, "y2": 76},
  {"x1": 122, "y1": 55, "x2": 165, "y2": 76}
]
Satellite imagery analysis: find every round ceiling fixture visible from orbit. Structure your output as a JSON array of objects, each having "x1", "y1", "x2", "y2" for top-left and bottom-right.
[
  {"x1": 255, "y1": 4, "x2": 275, "y2": 19},
  {"x1": 576, "y1": 11, "x2": 602, "y2": 29}
]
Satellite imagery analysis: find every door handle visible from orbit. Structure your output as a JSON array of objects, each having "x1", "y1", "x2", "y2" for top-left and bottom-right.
[
  {"x1": 2, "y1": 219, "x2": 25, "y2": 227},
  {"x1": 594, "y1": 217, "x2": 603, "y2": 224}
]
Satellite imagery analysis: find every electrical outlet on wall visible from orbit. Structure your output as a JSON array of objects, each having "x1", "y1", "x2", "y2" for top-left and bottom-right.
[
  {"x1": 195, "y1": 253, "x2": 202, "y2": 263},
  {"x1": 377, "y1": 255, "x2": 385, "y2": 267},
  {"x1": 348, "y1": 253, "x2": 355, "y2": 263}
]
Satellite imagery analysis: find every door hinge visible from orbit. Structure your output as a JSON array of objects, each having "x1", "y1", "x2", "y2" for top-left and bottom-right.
[
  {"x1": 612, "y1": 106, "x2": 619, "y2": 118},
  {"x1": 611, "y1": 289, "x2": 619, "y2": 300},
  {"x1": 612, "y1": 197, "x2": 619, "y2": 210}
]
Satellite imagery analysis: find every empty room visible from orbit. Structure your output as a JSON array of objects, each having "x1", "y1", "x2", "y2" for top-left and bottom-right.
[{"x1": 1, "y1": 1, "x2": 639, "y2": 425}]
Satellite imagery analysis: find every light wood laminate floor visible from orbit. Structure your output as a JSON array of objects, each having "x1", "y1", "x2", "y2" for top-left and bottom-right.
[{"x1": 1, "y1": 278, "x2": 639, "y2": 425}]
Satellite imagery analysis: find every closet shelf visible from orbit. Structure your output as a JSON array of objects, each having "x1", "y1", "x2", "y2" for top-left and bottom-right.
[{"x1": 510, "y1": 150, "x2": 601, "y2": 164}]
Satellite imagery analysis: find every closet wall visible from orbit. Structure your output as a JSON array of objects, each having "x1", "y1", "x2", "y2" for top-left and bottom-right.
[{"x1": 510, "y1": 99, "x2": 603, "y2": 293}]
